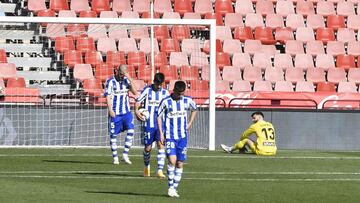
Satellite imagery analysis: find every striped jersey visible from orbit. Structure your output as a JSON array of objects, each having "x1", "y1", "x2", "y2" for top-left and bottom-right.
[
  {"x1": 136, "y1": 85, "x2": 170, "y2": 128},
  {"x1": 104, "y1": 76, "x2": 132, "y2": 116},
  {"x1": 157, "y1": 95, "x2": 197, "y2": 140}
]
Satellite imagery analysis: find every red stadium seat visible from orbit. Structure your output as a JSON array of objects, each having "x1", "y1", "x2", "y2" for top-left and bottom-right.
[
  {"x1": 235, "y1": 0, "x2": 254, "y2": 16},
  {"x1": 216, "y1": 80, "x2": 231, "y2": 91},
  {"x1": 337, "y1": 82, "x2": 358, "y2": 93},
  {"x1": 245, "y1": 13, "x2": 264, "y2": 28},
  {"x1": 83, "y1": 78, "x2": 104, "y2": 97},
  {"x1": 276, "y1": 0, "x2": 295, "y2": 17},
  {"x1": 162, "y1": 12, "x2": 181, "y2": 19},
  {"x1": 294, "y1": 54, "x2": 314, "y2": 71},
  {"x1": 232, "y1": 53, "x2": 252, "y2": 69},
  {"x1": 348, "y1": 41, "x2": 360, "y2": 56},
  {"x1": 274, "y1": 81, "x2": 294, "y2": 92},
  {"x1": 194, "y1": 0, "x2": 214, "y2": 16},
  {"x1": 244, "y1": 40, "x2": 262, "y2": 55},
  {"x1": 137, "y1": 65, "x2": 152, "y2": 82},
  {"x1": 0, "y1": 63, "x2": 17, "y2": 79},
  {"x1": 97, "y1": 37, "x2": 118, "y2": 54},
  {"x1": 154, "y1": 26, "x2": 170, "y2": 41},
  {"x1": 216, "y1": 26, "x2": 233, "y2": 41},
  {"x1": 285, "y1": 68, "x2": 305, "y2": 84},
  {"x1": 154, "y1": 0, "x2": 172, "y2": 14},
  {"x1": 295, "y1": 81, "x2": 315, "y2": 92},
  {"x1": 76, "y1": 37, "x2": 96, "y2": 53},
  {"x1": 225, "y1": 13, "x2": 245, "y2": 29},
  {"x1": 141, "y1": 12, "x2": 160, "y2": 18},
  {"x1": 306, "y1": 67, "x2": 326, "y2": 84},
  {"x1": 327, "y1": 68, "x2": 347, "y2": 84},
  {"x1": 274, "y1": 54, "x2": 294, "y2": 69},
  {"x1": 337, "y1": 1, "x2": 356, "y2": 17},
  {"x1": 74, "y1": 64, "x2": 94, "y2": 82},
  {"x1": 315, "y1": 54, "x2": 335, "y2": 70},
  {"x1": 160, "y1": 39, "x2": 180, "y2": 54},
  {"x1": 337, "y1": 28, "x2": 356, "y2": 44},
  {"x1": 159, "y1": 65, "x2": 179, "y2": 82},
  {"x1": 85, "y1": 51, "x2": 103, "y2": 67},
  {"x1": 133, "y1": 0, "x2": 151, "y2": 14},
  {"x1": 266, "y1": 14, "x2": 284, "y2": 29},
  {"x1": 215, "y1": 0, "x2": 234, "y2": 16},
  {"x1": 316, "y1": 28, "x2": 335, "y2": 44},
  {"x1": 149, "y1": 52, "x2": 168, "y2": 67},
  {"x1": 4, "y1": 88, "x2": 42, "y2": 104},
  {"x1": 79, "y1": 10, "x2": 97, "y2": 18},
  {"x1": 306, "y1": 40, "x2": 325, "y2": 56},
  {"x1": 7, "y1": 77, "x2": 25, "y2": 88},
  {"x1": 204, "y1": 12, "x2": 224, "y2": 26},
  {"x1": 0, "y1": 49, "x2": 7, "y2": 63},
  {"x1": 190, "y1": 52, "x2": 209, "y2": 67},
  {"x1": 117, "y1": 38, "x2": 138, "y2": 53},
  {"x1": 317, "y1": 82, "x2": 336, "y2": 92},
  {"x1": 46, "y1": 24, "x2": 66, "y2": 40},
  {"x1": 256, "y1": 0, "x2": 274, "y2": 16},
  {"x1": 91, "y1": 0, "x2": 110, "y2": 14},
  {"x1": 232, "y1": 80, "x2": 252, "y2": 92},
  {"x1": 100, "y1": 11, "x2": 118, "y2": 18},
  {"x1": 64, "y1": 50, "x2": 83, "y2": 68},
  {"x1": 295, "y1": 27, "x2": 315, "y2": 43},
  {"x1": 71, "y1": 0, "x2": 90, "y2": 13},
  {"x1": 336, "y1": 55, "x2": 356, "y2": 70},
  {"x1": 189, "y1": 80, "x2": 209, "y2": 91},
  {"x1": 264, "y1": 67, "x2": 284, "y2": 84},
  {"x1": 326, "y1": 41, "x2": 345, "y2": 56},
  {"x1": 253, "y1": 53, "x2": 272, "y2": 70},
  {"x1": 58, "y1": 10, "x2": 76, "y2": 18},
  {"x1": 203, "y1": 39, "x2": 223, "y2": 54},
  {"x1": 179, "y1": 65, "x2": 200, "y2": 81},
  {"x1": 106, "y1": 51, "x2": 125, "y2": 67},
  {"x1": 216, "y1": 52, "x2": 231, "y2": 69},
  {"x1": 171, "y1": 25, "x2": 190, "y2": 41},
  {"x1": 316, "y1": 1, "x2": 336, "y2": 16},
  {"x1": 28, "y1": 0, "x2": 46, "y2": 14},
  {"x1": 174, "y1": 0, "x2": 193, "y2": 15},
  {"x1": 66, "y1": 24, "x2": 87, "y2": 39},
  {"x1": 254, "y1": 27, "x2": 276, "y2": 45},
  {"x1": 285, "y1": 40, "x2": 304, "y2": 56},
  {"x1": 274, "y1": 27, "x2": 294, "y2": 44},
  {"x1": 112, "y1": 0, "x2": 132, "y2": 14},
  {"x1": 139, "y1": 38, "x2": 159, "y2": 54},
  {"x1": 222, "y1": 66, "x2": 242, "y2": 82},
  {"x1": 253, "y1": 80, "x2": 273, "y2": 92},
  {"x1": 307, "y1": 14, "x2": 326, "y2": 30},
  {"x1": 327, "y1": 15, "x2": 345, "y2": 30},
  {"x1": 95, "y1": 63, "x2": 114, "y2": 82},
  {"x1": 223, "y1": 39, "x2": 242, "y2": 55},
  {"x1": 50, "y1": 0, "x2": 69, "y2": 12},
  {"x1": 243, "y1": 66, "x2": 262, "y2": 83},
  {"x1": 169, "y1": 52, "x2": 189, "y2": 67},
  {"x1": 181, "y1": 39, "x2": 202, "y2": 55},
  {"x1": 347, "y1": 15, "x2": 360, "y2": 31},
  {"x1": 234, "y1": 26, "x2": 254, "y2": 42},
  {"x1": 286, "y1": 14, "x2": 305, "y2": 31},
  {"x1": 296, "y1": 0, "x2": 315, "y2": 16},
  {"x1": 37, "y1": 9, "x2": 56, "y2": 18},
  {"x1": 348, "y1": 68, "x2": 360, "y2": 84},
  {"x1": 127, "y1": 51, "x2": 147, "y2": 67}
]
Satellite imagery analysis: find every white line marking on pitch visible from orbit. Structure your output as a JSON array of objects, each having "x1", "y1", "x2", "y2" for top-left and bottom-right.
[
  {"x1": 1, "y1": 175, "x2": 360, "y2": 182},
  {"x1": 1, "y1": 171, "x2": 360, "y2": 175},
  {"x1": 1, "y1": 154, "x2": 360, "y2": 159}
]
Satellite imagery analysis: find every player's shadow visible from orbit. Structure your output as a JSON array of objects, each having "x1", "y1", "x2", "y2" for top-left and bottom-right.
[
  {"x1": 42, "y1": 160, "x2": 108, "y2": 165},
  {"x1": 85, "y1": 191, "x2": 167, "y2": 197},
  {"x1": 76, "y1": 172, "x2": 143, "y2": 178}
]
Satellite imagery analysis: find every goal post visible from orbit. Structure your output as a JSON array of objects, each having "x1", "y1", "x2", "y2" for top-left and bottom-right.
[{"x1": 0, "y1": 16, "x2": 217, "y2": 150}]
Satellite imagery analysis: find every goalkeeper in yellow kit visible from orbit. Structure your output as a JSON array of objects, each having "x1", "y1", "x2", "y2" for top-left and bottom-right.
[{"x1": 220, "y1": 111, "x2": 277, "y2": 156}]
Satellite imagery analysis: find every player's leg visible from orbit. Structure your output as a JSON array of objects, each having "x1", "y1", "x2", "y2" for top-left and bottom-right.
[
  {"x1": 155, "y1": 129, "x2": 166, "y2": 178},
  {"x1": 122, "y1": 112, "x2": 134, "y2": 164},
  {"x1": 172, "y1": 138, "x2": 187, "y2": 197},
  {"x1": 109, "y1": 118, "x2": 120, "y2": 164},
  {"x1": 143, "y1": 130, "x2": 154, "y2": 177},
  {"x1": 166, "y1": 140, "x2": 179, "y2": 197}
]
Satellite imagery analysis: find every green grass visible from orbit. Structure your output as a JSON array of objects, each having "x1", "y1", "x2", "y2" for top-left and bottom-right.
[{"x1": 1, "y1": 148, "x2": 360, "y2": 203}]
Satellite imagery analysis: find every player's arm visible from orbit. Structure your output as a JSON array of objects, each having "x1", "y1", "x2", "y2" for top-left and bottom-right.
[
  {"x1": 157, "y1": 100, "x2": 166, "y2": 144},
  {"x1": 187, "y1": 98, "x2": 198, "y2": 129},
  {"x1": 135, "y1": 89, "x2": 147, "y2": 121},
  {"x1": 105, "y1": 80, "x2": 115, "y2": 118},
  {"x1": 187, "y1": 110, "x2": 197, "y2": 129},
  {"x1": 126, "y1": 75, "x2": 139, "y2": 97},
  {"x1": 240, "y1": 125, "x2": 256, "y2": 141}
]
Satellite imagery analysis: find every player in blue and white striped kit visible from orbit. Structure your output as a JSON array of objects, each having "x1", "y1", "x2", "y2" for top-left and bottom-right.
[
  {"x1": 105, "y1": 65, "x2": 138, "y2": 165},
  {"x1": 157, "y1": 81, "x2": 197, "y2": 198},
  {"x1": 135, "y1": 73, "x2": 169, "y2": 178}
]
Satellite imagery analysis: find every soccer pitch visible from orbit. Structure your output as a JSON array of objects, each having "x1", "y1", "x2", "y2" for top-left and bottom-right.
[{"x1": 1, "y1": 148, "x2": 360, "y2": 203}]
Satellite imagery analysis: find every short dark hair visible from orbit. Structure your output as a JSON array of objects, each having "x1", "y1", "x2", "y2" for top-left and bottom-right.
[
  {"x1": 251, "y1": 111, "x2": 264, "y2": 118},
  {"x1": 174, "y1": 81, "x2": 186, "y2": 92},
  {"x1": 153, "y1": 73, "x2": 165, "y2": 85}
]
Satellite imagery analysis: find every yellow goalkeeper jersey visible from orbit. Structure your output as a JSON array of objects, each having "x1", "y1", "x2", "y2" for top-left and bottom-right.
[{"x1": 241, "y1": 120, "x2": 277, "y2": 154}]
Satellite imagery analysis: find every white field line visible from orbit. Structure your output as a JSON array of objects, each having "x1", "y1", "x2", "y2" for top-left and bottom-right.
[
  {"x1": 1, "y1": 171, "x2": 360, "y2": 175},
  {"x1": 1, "y1": 154, "x2": 360, "y2": 159},
  {"x1": 1, "y1": 174, "x2": 360, "y2": 182}
]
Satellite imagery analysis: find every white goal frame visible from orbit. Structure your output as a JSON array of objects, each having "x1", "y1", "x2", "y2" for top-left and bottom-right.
[{"x1": 0, "y1": 16, "x2": 217, "y2": 151}]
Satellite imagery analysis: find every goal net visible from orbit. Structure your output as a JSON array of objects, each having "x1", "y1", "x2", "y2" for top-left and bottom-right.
[{"x1": 0, "y1": 17, "x2": 216, "y2": 150}]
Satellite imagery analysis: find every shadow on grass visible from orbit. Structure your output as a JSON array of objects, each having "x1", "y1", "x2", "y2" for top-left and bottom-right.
[
  {"x1": 43, "y1": 160, "x2": 108, "y2": 164},
  {"x1": 76, "y1": 172, "x2": 143, "y2": 177},
  {"x1": 86, "y1": 191, "x2": 167, "y2": 197}
]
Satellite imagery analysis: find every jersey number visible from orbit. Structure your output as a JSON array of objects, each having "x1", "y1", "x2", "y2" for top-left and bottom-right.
[{"x1": 262, "y1": 128, "x2": 275, "y2": 140}]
